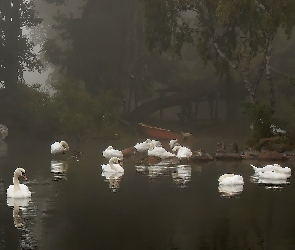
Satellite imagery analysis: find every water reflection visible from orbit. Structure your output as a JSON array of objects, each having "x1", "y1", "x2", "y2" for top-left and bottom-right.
[
  {"x1": 218, "y1": 184, "x2": 244, "y2": 197},
  {"x1": 50, "y1": 160, "x2": 68, "y2": 181},
  {"x1": 7, "y1": 197, "x2": 31, "y2": 228},
  {"x1": 171, "y1": 165, "x2": 191, "y2": 188},
  {"x1": 147, "y1": 165, "x2": 169, "y2": 178},
  {"x1": 250, "y1": 175, "x2": 290, "y2": 189},
  {"x1": 101, "y1": 172, "x2": 124, "y2": 192},
  {"x1": 0, "y1": 140, "x2": 7, "y2": 158},
  {"x1": 135, "y1": 165, "x2": 148, "y2": 175}
]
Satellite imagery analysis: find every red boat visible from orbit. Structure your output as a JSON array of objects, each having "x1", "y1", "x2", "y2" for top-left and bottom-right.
[{"x1": 137, "y1": 123, "x2": 184, "y2": 141}]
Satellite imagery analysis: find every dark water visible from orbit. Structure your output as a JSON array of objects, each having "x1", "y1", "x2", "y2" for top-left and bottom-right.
[{"x1": 1, "y1": 139, "x2": 295, "y2": 250}]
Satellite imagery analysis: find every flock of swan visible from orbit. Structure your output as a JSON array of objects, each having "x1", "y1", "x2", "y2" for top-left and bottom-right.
[{"x1": 5, "y1": 138, "x2": 293, "y2": 201}]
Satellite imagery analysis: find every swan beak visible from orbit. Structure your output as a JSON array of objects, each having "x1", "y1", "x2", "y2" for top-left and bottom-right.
[
  {"x1": 118, "y1": 160, "x2": 122, "y2": 166},
  {"x1": 22, "y1": 173, "x2": 27, "y2": 181}
]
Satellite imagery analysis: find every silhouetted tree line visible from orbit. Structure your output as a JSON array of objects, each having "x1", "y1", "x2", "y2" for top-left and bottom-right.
[{"x1": 1, "y1": 0, "x2": 295, "y2": 140}]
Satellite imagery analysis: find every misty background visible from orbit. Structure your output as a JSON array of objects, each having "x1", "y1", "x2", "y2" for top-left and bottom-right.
[{"x1": 1, "y1": 0, "x2": 295, "y2": 145}]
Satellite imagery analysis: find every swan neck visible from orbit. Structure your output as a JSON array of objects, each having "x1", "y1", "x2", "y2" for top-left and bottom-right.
[
  {"x1": 109, "y1": 161, "x2": 116, "y2": 170},
  {"x1": 13, "y1": 175, "x2": 21, "y2": 190}
]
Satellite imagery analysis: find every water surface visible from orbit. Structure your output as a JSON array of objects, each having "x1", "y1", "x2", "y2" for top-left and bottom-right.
[{"x1": 1, "y1": 138, "x2": 295, "y2": 250}]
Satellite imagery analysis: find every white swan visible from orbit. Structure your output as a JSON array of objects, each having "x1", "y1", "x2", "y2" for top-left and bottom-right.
[
  {"x1": 134, "y1": 139, "x2": 152, "y2": 152},
  {"x1": 218, "y1": 174, "x2": 244, "y2": 186},
  {"x1": 148, "y1": 143, "x2": 175, "y2": 160},
  {"x1": 151, "y1": 140, "x2": 162, "y2": 147},
  {"x1": 257, "y1": 170, "x2": 289, "y2": 180},
  {"x1": 7, "y1": 168, "x2": 31, "y2": 198},
  {"x1": 51, "y1": 141, "x2": 69, "y2": 155},
  {"x1": 172, "y1": 145, "x2": 192, "y2": 163},
  {"x1": 250, "y1": 164, "x2": 291, "y2": 178},
  {"x1": 169, "y1": 139, "x2": 180, "y2": 149},
  {"x1": 101, "y1": 157, "x2": 124, "y2": 173},
  {"x1": 102, "y1": 146, "x2": 123, "y2": 160}
]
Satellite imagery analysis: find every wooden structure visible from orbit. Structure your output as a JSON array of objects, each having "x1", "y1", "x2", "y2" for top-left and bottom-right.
[
  {"x1": 126, "y1": 84, "x2": 217, "y2": 121},
  {"x1": 155, "y1": 85, "x2": 219, "y2": 122}
]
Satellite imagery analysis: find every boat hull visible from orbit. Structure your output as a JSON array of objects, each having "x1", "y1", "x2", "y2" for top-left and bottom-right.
[{"x1": 137, "y1": 123, "x2": 182, "y2": 141}]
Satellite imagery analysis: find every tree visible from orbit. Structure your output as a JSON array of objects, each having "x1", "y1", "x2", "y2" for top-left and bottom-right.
[
  {"x1": 140, "y1": 0, "x2": 295, "y2": 113},
  {"x1": 0, "y1": 0, "x2": 42, "y2": 93}
]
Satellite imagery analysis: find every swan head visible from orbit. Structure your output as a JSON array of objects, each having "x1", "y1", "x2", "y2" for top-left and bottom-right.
[
  {"x1": 14, "y1": 168, "x2": 27, "y2": 181},
  {"x1": 145, "y1": 139, "x2": 152, "y2": 144},
  {"x1": 172, "y1": 145, "x2": 181, "y2": 153},
  {"x1": 106, "y1": 146, "x2": 113, "y2": 150},
  {"x1": 109, "y1": 157, "x2": 121, "y2": 165},
  {"x1": 169, "y1": 139, "x2": 178, "y2": 148},
  {"x1": 148, "y1": 142, "x2": 155, "y2": 150},
  {"x1": 60, "y1": 141, "x2": 69, "y2": 151}
]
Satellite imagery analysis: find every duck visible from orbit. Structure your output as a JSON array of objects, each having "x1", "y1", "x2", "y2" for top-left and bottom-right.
[
  {"x1": 172, "y1": 145, "x2": 192, "y2": 163},
  {"x1": 101, "y1": 157, "x2": 124, "y2": 173},
  {"x1": 218, "y1": 174, "x2": 244, "y2": 186},
  {"x1": 102, "y1": 146, "x2": 123, "y2": 160},
  {"x1": 7, "y1": 168, "x2": 31, "y2": 198},
  {"x1": 51, "y1": 141, "x2": 69, "y2": 155},
  {"x1": 250, "y1": 163, "x2": 291, "y2": 178},
  {"x1": 148, "y1": 143, "x2": 175, "y2": 160}
]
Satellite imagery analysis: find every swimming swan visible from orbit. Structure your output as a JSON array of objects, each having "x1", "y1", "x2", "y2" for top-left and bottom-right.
[
  {"x1": 172, "y1": 145, "x2": 192, "y2": 163},
  {"x1": 101, "y1": 157, "x2": 124, "y2": 173},
  {"x1": 257, "y1": 170, "x2": 289, "y2": 180},
  {"x1": 169, "y1": 139, "x2": 180, "y2": 149},
  {"x1": 7, "y1": 168, "x2": 31, "y2": 198},
  {"x1": 134, "y1": 139, "x2": 152, "y2": 152},
  {"x1": 148, "y1": 143, "x2": 175, "y2": 160},
  {"x1": 218, "y1": 174, "x2": 244, "y2": 186},
  {"x1": 51, "y1": 141, "x2": 69, "y2": 155},
  {"x1": 102, "y1": 146, "x2": 123, "y2": 160},
  {"x1": 250, "y1": 163, "x2": 291, "y2": 177}
]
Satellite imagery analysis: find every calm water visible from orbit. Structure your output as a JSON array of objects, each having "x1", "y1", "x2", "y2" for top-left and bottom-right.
[{"x1": 1, "y1": 138, "x2": 295, "y2": 250}]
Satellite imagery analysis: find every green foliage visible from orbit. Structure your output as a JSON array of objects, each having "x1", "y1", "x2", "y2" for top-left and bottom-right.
[
  {"x1": 0, "y1": 84, "x2": 58, "y2": 133},
  {"x1": 242, "y1": 102, "x2": 274, "y2": 143},
  {"x1": 52, "y1": 78, "x2": 120, "y2": 138}
]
